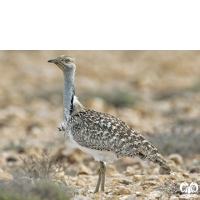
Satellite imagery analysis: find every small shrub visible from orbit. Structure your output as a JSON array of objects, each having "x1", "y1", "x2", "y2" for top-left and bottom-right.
[
  {"x1": 0, "y1": 179, "x2": 76, "y2": 200},
  {"x1": 83, "y1": 90, "x2": 140, "y2": 107},
  {"x1": 146, "y1": 126, "x2": 200, "y2": 157},
  {"x1": 3, "y1": 139, "x2": 27, "y2": 153},
  {"x1": 20, "y1": 149, "x2": 71, "y2": 185},
  {"x1": 158, "y1": 179, "x2": 181, "y2": 195},
  {"x1": 0, "y1": 149, "x2": 77, "y2": 200}
]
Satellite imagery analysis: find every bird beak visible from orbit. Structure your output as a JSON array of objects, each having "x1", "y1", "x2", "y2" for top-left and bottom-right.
[{"x1": 48, "y1": 59, "x2": 58, "y2": 63}]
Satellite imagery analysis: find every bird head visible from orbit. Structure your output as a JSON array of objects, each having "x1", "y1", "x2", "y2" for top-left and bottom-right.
[{"x1": 48, "y1": 55, "x2": 76, "y2": 72}]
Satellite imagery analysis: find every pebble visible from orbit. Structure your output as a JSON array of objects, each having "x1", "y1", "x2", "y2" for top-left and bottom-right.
[
  {"x1": 144, "y1": 181, "x2": 158, "y2": 186},
  {"x1": 169, "y1": 154, "x2": 183, "y2": 165},
  {"x1": 170, "y1": 172, "x2": 184, "y2": 180},
  {"x1": 71, "y1": 195, "x2": 90, "y2": 200},
  {"x1": 170, "y1": 195, "x2": 179, "y2": 200},
  {"x1": 78, "y1": 164, "x2": 92, "y2": 175},
  {"x1": 123, "y1": 195, "x2": 137, "y2": 200},
  {"x1": 179, "y1": 194, "x2": 199, "y2": 200},
  {"x1": 118, "y1": 188, "x2": 131, "y2": 195},
  {"x1": 76, "y1": 179, "x2": 85, "y2": 187},
  {"x1": 135, "y1": 191, "x2": 141, "y2": 196},
  {"x1": 106, "y1": 197, "x2": 120, "y2": 200},
  {"x1": 189, "y1": 166, "x2": 200, "y2": 173},
  {"x1": 146, "y1": 193, "x2": 161, "y2": 199},
  {"x1": 125, "y1": 166, "x2": 136, "y2": 176},
  {"x1": 133, "y1": 175, "x2": 145, "y2": 182}
]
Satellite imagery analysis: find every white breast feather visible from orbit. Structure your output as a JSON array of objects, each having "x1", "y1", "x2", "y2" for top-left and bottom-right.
[{"x1": 65, "y1": 130, "x2": 117, "y2": 163}]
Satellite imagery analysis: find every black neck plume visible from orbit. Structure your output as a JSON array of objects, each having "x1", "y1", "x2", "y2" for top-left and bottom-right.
[{"x1": 69, "y1": 87, "x2": 75, "y2": 115}]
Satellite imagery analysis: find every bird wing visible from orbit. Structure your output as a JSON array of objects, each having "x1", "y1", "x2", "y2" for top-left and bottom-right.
[{"x1": 70, "y1": 109, "x2": 171, "y2": 173}]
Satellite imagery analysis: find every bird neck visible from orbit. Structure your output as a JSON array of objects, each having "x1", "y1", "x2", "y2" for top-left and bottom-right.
[{"x1": 63, "y1": 70, "x2": 75, "y2": 122}]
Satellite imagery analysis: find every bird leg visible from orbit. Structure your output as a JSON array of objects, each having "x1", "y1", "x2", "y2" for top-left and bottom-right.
[
  {"x1": 94, "y1": 161, "x2": 106, "y2": 193},
  {"x1": 100, "y1": 161, "x2": 106, "y2": 192},
  {"x1": 94, "y1": 168, "x2": 101, "y2": 193}
]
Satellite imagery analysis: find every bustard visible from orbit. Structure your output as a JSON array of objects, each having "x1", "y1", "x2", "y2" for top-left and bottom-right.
[{"x1": 48, "y1": 55, "x2": 172, "y2": 193}]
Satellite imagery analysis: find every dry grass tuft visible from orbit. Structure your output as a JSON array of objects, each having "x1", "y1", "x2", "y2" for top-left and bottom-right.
[
  {"x1": 147, "y1": 126, "x2": 200, "y2": 157},
  {"x1": 20, "y1": 148, "x2": 72, "y2": 185},
  {"x1": 0, "y1": 148, "x2": 77, "y2": 200}
]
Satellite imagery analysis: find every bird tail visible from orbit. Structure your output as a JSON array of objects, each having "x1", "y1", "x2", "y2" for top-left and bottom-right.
[
  {"x1": 138, "y1": 147, "x2": 172, "y2": 174},
  {"x1": 148, "y1": 152, "x2": 172, "y2": 173}
]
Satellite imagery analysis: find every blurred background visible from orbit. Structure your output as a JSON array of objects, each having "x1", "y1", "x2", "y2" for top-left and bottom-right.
[{"x1": 0, "y1": 51, "x2": 200, "y2": 198}]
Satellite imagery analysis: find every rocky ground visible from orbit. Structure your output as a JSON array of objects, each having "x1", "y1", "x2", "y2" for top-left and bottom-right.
[{"x1": 0, "y1": 51, "x2": 200, "y2": 200}]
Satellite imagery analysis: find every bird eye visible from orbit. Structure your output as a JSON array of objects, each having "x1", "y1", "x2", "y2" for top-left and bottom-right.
[{"x1": 65, "y1": 59, "x2": 70, "y2": 62}]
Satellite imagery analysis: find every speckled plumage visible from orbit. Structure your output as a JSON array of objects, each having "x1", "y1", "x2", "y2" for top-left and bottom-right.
[{"x1": 66, "y1": 108, "x2": 171, "y2": 173}]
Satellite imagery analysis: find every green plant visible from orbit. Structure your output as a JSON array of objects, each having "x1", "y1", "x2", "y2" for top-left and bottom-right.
[{"x1": 0, "y1": 179, "x2": 76, "y2": 200}]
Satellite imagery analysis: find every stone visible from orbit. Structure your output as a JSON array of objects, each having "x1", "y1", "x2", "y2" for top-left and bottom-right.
[
  {"x1": 133, "y1": 175, "x2": 145, "y2": 182},
  {"x1": 182, "y1": 173, "x2": 190, "y2": 178},
  {"x1": 125, "y1": 166, "x2": 136, "y2": 176},
  {"x1": 118, "y1": 188, "x2": 131, "y2": 195},
  {"x1": 169, "y1": 154, "x2": 183, "y2": 165},
  {"x1": 78, "y1": 164, "x2": 92, "y2": 175},
  {"x1": 144, "y1": 181, "x2": 158, "y2": 186},
  {"x1": 170, "y1": 195, "x2": 179, "y2": 200},
  {"x1": 120, "y1": 180, "x2": 132, "y2": 185},
  {"x1": 146, "y1": 193, "x2": 161, "y2": 199},
  {"x1": 93, "y1": 194, "x2": 102, "y2": 199},
  {"x1": 189, "y1": 166, "x2": 200, "y2": 173},
  {"x1": 71, "y1": 195, "x2": 90, "y2": 200},
  {"x1": 123, "y1": 195, "x2": 137, "y2": 200},
  {"x1": 76, "y1": 179, "x2": 85, "y2": 187},
  {"x1": 106, "y1": 197, "x2": 120, "y2": 200},
  {"x1": 170, "y1": 172, "x2": 184, "y2": 180},
  {"x1": 135, "y1": 191, "x2": 141, "y2": 196},
  {"x1": 179, "y1": 194, "x2": 199, "y2": 200}
]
